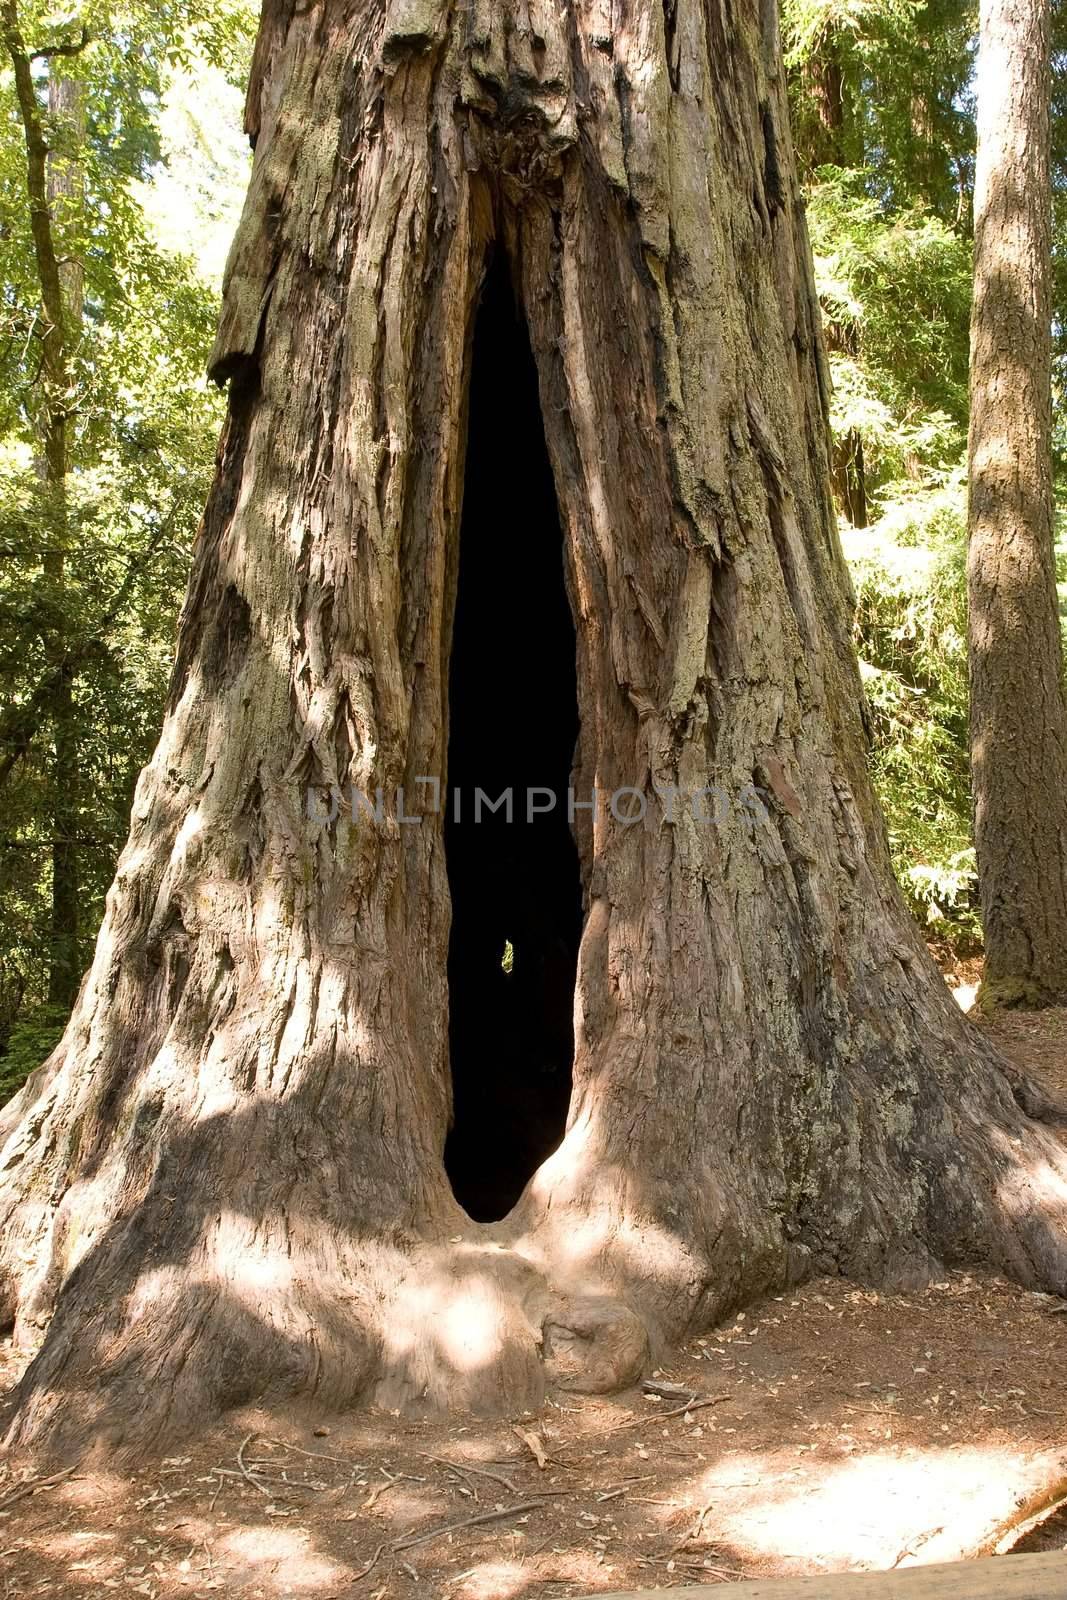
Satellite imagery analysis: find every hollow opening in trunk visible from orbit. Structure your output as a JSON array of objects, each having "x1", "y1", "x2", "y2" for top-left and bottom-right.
[{"x1": 444, "y1": 253, "x2": 582, "y2": 1224}]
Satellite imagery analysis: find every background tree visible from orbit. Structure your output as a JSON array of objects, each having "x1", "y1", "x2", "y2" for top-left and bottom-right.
[
  {"x1": 0, "y1": 0, "x2": 253, "y2": 1061},
  {"x1": 0, "y1": 0, "x2": 1064, "y2": 1462},
  {"x1": 967, "y1": 0, "x2": 1067, "y2": 1005},
  {"x1": 1, "y1": 2, "x2": 86, "y2": 1010},
  {"x1": 784, "y1": 0, "x2": 1067, "y2": 957}
]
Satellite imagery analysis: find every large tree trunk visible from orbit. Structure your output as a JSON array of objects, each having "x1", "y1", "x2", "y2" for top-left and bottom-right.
[
  {"x1": 967, "y1": 0, "x2": 1067, "y2": 1007},
  {"x1": 1, "y1": 0, "x2": 1066, "y2": 1461}
]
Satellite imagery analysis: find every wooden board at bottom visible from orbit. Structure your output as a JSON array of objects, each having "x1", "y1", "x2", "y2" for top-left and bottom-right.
[{"x1": 584, "y1": 1551, "x2": 1067, "y2": 1599}]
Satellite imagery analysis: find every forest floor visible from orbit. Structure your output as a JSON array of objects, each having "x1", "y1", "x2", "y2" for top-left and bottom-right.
[{"x1": 1, "y1": 1003, "x2": 1067, "y2": 1599}]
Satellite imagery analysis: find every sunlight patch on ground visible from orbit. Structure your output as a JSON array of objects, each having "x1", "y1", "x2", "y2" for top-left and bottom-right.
[
  {"x1": 692, "y1": 1444, "x2": 1067, "y2": 1572},
  {"x1": 218, "y1": 1523, "x2": 348, "y2": 1590},
  {"x1": 42, "y1": 1526, "x2": 118, "y2": 1557},
  {"x1": 447, "y1": 1557, "x2": 532, "y2": 1599},
  {"x1": 3, "y1": 1273, "x2": 1065, "y2": 1598},
  {"x1": 953, "y1": 982, "x2": 977, "y2": 1012},
  {"x1": 450, "y1": 1548, "x2": 618, "y2": 1600},
  {"x1": 56, "y1": 1471, "x2": 129, "y2": 1510}
]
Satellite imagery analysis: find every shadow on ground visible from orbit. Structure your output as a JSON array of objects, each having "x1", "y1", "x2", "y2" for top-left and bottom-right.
[{"x1": 1, "y1": 1269, "x2": 1066, "y2": 1599}]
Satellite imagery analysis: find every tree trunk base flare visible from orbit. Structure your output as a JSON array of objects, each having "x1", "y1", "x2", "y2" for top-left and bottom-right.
[{"x1": 1, "y1": 0, "x2": 1066, "y2": 1463}]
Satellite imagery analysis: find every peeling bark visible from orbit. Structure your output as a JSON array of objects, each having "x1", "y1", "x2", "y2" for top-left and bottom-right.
[{"x1": 0, "y1": 0, "x2": 1065, "y2": 1461}]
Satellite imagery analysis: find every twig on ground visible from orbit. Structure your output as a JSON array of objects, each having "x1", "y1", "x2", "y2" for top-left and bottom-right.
[
  {"x1": 596, "y1": 1474, "x2": 655, "y2": 1500},
  {"x1": 672, "y1": 1561, "x2": 749, "y2": 1582},
  {"x1": 236, "y1": 1434, "x2": 271, "y2": 1496},
  {"x1": 391, "y1": 1497, "x2": 551, "y2": 1553},
  {"x1": 0, "y1": 1465, "x2": 77, "y2": 1512},
  {"x1": 365, "y1": 1466, "x2": 425, "y2": 1510},
  {"x1": 890, "y1": 1525, "x2": 944, "y2": 1568},
  {"x1": 350, "y1": 1542, "x2": 385, "y2": 1584},
  {"x1": 669, "y1": 1499, "x2": 715, "y2": 1557},
  {"x1": 511, "y1": 1426, "x2": 549, "y2": 1469},
  {"x1": 264, "y1": 1437, "x2": 365, "y2": 1467},
  {"x1": 609, "y1": 1394, "x2": 729, "y2": 1432},
  {"x1": 419, "y1": 1453, "x2": 518, "y2": 1494},
  {"x1": 642, "y1": 1379, "x2": 697, "y2": 1402}
]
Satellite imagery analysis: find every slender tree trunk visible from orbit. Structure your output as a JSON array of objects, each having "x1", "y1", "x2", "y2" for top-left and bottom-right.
[
  {"x1": 796, "y1": 36, "x2": 867, "y2": 529},
  {"x1": 796, "y1": 33, "x2": 849, "y2": 175},
  {"x1": 833, "y1": 427, "x2": 869, "y2": 528},
  {"x1": 45, "y1": 661, "x2": 79, "y2": 1009},
  {"x1": 0, "y1": 0, "x2": 1065, "y2": 1462},
  {"x1": 43, "y1": 71, "x2": 84, "y2": 1010},
  {"x1": 967, "y1": 0, "x2": 1067, "y2": 1006},
  {"x1": 1, "y1": 7, "x2": 85, "y2": 1008}
]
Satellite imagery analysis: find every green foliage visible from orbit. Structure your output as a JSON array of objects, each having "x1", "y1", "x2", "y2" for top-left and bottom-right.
[
  {"x1": 783, "y1": 0, "x2": 976, "y2": 217},
  {"x1": 0, "y1": 1003, "x2": 66, "y2": 1105},
  {"x1": 843, "y1": 483, "x2": 980, "y2": 941},
  {"x1": 799, "y1": 155, "x2": 978, "y2": 950},
  {"x1": 783, "y1": 0, "x2": 921, "y2": 70},
  {"x1": 808, "y1": 170, "x2": 971, "y2": 496},
  {"x1": 0, "y1": 4, "x2": 254, "y2": 1036},
  {"x1": 781, "y1": 0, "x2": 1051, "y2": 954}
]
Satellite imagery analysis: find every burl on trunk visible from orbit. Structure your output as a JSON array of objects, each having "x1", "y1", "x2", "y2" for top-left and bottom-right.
[{"x1": 0, "y1": 0, "x2": 1064, "y2": 1458}]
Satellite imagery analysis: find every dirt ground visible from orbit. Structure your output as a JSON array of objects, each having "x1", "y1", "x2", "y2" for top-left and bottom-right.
[
  {"x1": 984, "y1": 1007, "x2": 1067, "y2": 1107},
  {"x1": 1, "y1": 1001, "x2": 1066, "y2": 1598}
]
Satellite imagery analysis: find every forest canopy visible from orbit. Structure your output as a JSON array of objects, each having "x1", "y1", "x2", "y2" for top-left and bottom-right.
[{"x1": 0, "y1": 0, "x2": 254, "y2": 1085}]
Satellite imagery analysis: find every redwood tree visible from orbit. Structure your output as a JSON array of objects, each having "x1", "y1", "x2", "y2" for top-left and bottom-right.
[
  {"x1": 1, "y1": 0, "x2": 1066, "y2": 1460},
  {"x1": 967, "y1": 0, "x2": 1067, "y2": 1007}
]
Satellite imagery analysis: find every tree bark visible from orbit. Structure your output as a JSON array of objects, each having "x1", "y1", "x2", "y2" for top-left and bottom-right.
[
  {"x1": 1, "y1": 0, "x2": 1065, "y2": 1461},
  {"x1": 832, "y1": 427, "x2": 868, "y2": 529},
  {"x1": 967, "y1": 0, "x2": 1067, "y2": 1006},
  {"x1": 799, "y1": 34, "x2": 848, "y2": 173},
  {"x1": 43, "y1": 71, "x2": 84, "y2": 1010}
]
